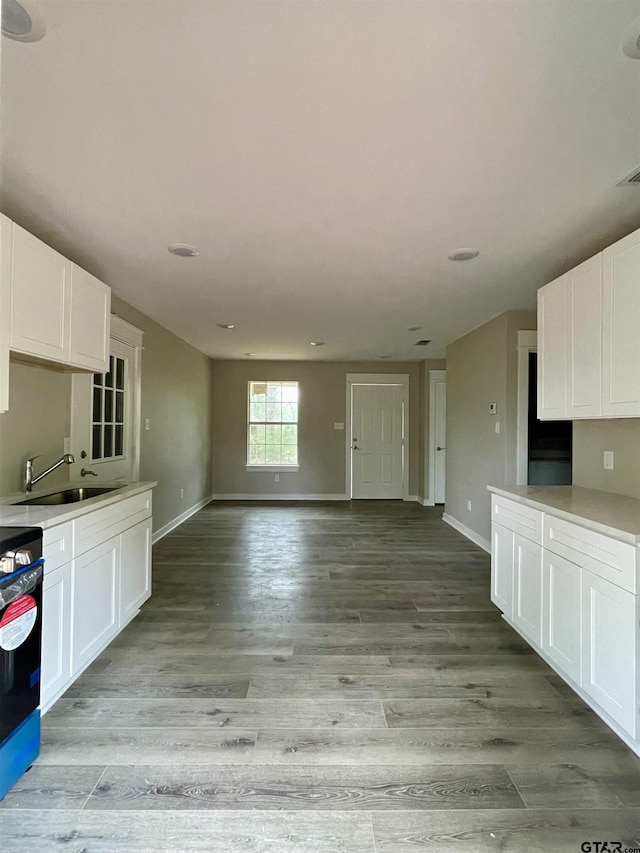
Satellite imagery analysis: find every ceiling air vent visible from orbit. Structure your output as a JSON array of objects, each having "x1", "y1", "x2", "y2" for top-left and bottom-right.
[
  {"x1": 415, "y1": 339, "x2": 431, "y2": 346},
  {"x1": 616, "y1": 166, "x2": 640, "y2": 186}
]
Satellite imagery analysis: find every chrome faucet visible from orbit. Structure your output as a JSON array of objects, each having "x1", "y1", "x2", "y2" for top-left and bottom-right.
[{"x1": 24, "y1": 453, "x2": 75, "y2": 492}]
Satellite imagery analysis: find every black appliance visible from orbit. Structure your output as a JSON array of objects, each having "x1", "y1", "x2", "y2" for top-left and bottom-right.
[{"x1": 0, "y1": 526, "x2": 43, "y2": 800}]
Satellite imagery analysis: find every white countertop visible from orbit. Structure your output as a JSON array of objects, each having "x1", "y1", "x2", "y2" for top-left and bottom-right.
[
  {"x1": 0, "y1": 481, "x2": 157, "y2": 530},
  {"x1": 488, "y1": 484, "x2": 640, "y2": 544}
]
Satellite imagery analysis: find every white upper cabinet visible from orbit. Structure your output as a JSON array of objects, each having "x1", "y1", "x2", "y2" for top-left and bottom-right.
[
  {"x1": 537, "y1": 226, "x2": 639, "y2": 420},
  {"x1": 602, "y1": 228, "x2": 640, "y2": 417},
  {"x1": 69, "y1": 264, "x2": 110, "y2": 372},
  {"x1": 10, "y1": 222, "x2": 71, "y2": 363},
  {"x1": 566, "y1": 254, "x2": 602, "y2": 419},
  {"x1": 8, "y1": 219, "x2": 111, "y2": 374},
  {"x1": 0, "y1": 214, "x2": 11, "y2": 413},
  {"x1": 537, "y1": 272, "x2": 567, "y2": 419}
]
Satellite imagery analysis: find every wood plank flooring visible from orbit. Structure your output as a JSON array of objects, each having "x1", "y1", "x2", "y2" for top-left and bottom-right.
[{"x1": 3, "y1": 500, "x2": 640, "y2": 851}]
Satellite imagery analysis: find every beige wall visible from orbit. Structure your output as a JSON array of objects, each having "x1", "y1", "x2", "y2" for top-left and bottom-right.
[
  {"x1": 572, "y1": 419, "x2": 640, "y2": 500},
  {"x1": 110, "y1": 296, "x2": 214, "y2": 533},
  {"x1": 211, "y1": 359, "x2": 437, "y2": 498},
  {"x1": 0, "y1": 361, "x2": 72, "y2": 494},
  {"x1": 445, "y1": 310, "x2": 536, "y2": 543}
]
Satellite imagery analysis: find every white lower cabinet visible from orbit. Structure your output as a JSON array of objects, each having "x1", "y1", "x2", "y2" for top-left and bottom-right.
[
  {"x1": 120, "y1": 518, "x2": 152, "y2": 625},
  {"x1": 512, "y1": 534, "x2": 543, "y2": 647},
  {"x1": 491, "y1": 523, "x2": 514, "y2": 618},
  {"x1": 542, "y1": 551, "x2": 582, "y2": 685},
  {"x1": 582, "y1": 570, "x2": 637, "y2": 738},
  {"x1": 40, "y1": 489, "x2": 153, "y2": 711},
  {"x1": 490, "y1": 491, "x2": 640, "y2": 755},
  {"x1": 41, "y1": 562, "x2": 73, "y2": 711},
  {"x1": 71, "y1": 536, "x2": 120, "y2": 674}
]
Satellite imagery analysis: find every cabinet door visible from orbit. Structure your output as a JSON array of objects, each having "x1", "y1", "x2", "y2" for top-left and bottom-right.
[
  {"x1": 602, "y1": 228, "x2": 640, "y2": 417},
  {"x1": 566, "y1": 254, "x2": 602, "y2": 418},
  {"x1": 10, "y1": 223, "x2": 71, "y2": 362},
  {"x1": 68, "y1": 264, "x2": 110, "y2": 372},
  {"x1": 0, "y1": 214, "x2": 11, "y2": 412},
  {"x1": 491, "y1": 523, "x2": 513, "y2": 618},
  {"x1": 537, "y1": 274, "x2": 567, "y2": 419},
  {"x1": 41, "y1": 563, "x2": 73, "y2": 713},
  {"x1": 512, "y1": 534, "x2": 543, "y2": 647},
  {"x1": 71, "y1": 537, "x2": 120, "y2": 674},
  {"x1": 582, "y1": 570, "x2": 637, "y2": 737},
  {"x1": 542, "y1": 552, "x2": 582, "y2": 685},
  {"x1": 120, "y1": 518, "x2": 152, "y2": 625}
]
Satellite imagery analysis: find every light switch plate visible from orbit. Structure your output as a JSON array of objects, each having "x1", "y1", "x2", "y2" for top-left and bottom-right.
[{"x1": 144, "y1": 418, "x2": 151, "y2": 431}]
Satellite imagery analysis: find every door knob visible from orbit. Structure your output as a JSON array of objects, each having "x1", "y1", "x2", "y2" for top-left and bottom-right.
[
  {"x1": 353, "y1": 445, "x2": 360, "y2": 451},
  {"x1": 437, "y1": 446, "x2": 446, "y2": 451}
]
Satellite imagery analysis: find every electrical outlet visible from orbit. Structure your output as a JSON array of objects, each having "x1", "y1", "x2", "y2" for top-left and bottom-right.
[
  {"x1": 180, "y1": 488, "x2": 184, "y2": 499},
  {"x1": 274, "y1": 474, "x2": 280, "y2": 482},
  {"x1": 467, "y1": 500, "x2": 472, "y2": 512},
  {"x1": 63, "y1": 437, "x2": 72, "y2": 454},
  {"x1": 495, "y1": 420, "x2": 501, "y2": 434},
  {"x1": 603, "y1": 451, "x2": 614, "y2": 471}
]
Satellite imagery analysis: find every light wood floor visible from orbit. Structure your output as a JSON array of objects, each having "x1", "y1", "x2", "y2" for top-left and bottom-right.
[{"x1": 3, "y1": 501, "x2": 640, "y2": 851}]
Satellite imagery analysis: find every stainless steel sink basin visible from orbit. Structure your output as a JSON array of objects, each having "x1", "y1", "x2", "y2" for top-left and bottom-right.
[{"x1": 15, "y1": 487, "x2": 119, "y2": 506}]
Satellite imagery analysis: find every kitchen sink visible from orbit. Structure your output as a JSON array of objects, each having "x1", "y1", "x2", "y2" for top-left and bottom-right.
[{"x1": 15, "y1": 487, "x2": 119, "y2": 506}]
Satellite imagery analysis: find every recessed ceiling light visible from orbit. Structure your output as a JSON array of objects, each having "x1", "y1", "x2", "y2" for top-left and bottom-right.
[
  {"x1": 216, "y1": 323, "x2": 235, "y2": 330},
  {"x1": 407, "y1": 326, "x2": 422, "y2": 332},
  {"x1": 448, "y1": 248, "x2": 479, "y2": 261},
  {"x1": 167, "y1": 243, "x2": 199, "y2": 257},
  {"x1": 380, "y1": 355, "x2": 392, "y2": 359},
  {"x1": 244, "y1": 352, "x2": 256, "y2": 357},
  {"x1": 415, "y1": 339, "x2": 431, "y2": 346},
  {"x1": 310, "y1": 341, "x2": 325, "y2": 347},
  {"x1": 1, "y1": 0, "x2": 45, "y2": 41},
  {"x1": 622, "y1": 16, "x2": 640, "y2": 58}
]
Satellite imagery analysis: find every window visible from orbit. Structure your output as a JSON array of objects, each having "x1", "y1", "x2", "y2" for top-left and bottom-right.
[
  {"x1": 92, "y1": 355, "x2": 126, "y2": 460},
  {"x1": 247, "y1": 381, "x2": 298, "y2": 466}
]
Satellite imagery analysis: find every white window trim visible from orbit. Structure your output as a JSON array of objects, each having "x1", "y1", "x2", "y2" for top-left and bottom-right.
[
  {"x1": 247, "y1": 380, "x2": 299, "y2": 469},
  {"x1": 246, "y1": 465, "x2": 300, "y2": 473}
]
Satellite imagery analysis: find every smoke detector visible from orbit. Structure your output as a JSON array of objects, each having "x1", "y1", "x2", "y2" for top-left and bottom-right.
[
  {"x1": 168, "y1": 243, "x2": 199, "y2": 257},
  {"x1": 448, "y1": 248, "x2": 479, "y2": 262},
  {"x1": 622, "y1": 16, "x2": 640, "y2": 58},
  {"x1": 1, "y1": 0, "x2": 45, "y2": 41},
  {"x1": 616, "y1": 165, "x2": 640, "y2": 186}
]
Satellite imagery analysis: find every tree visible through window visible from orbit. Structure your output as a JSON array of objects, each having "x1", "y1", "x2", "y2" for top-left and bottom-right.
[{"x1": 248, "y1": 381, "x2": 298, "y2": 465}]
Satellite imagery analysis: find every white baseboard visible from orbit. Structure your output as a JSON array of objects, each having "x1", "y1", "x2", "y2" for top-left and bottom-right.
[
  {"x1": 210, "y1": 493, "x2": 349, "y2": 502},
  {"x1": 442, "y1": 512, "x2": 491, "y2": 553},
  {"x1": 152, "y1": 494, "x2": 214, "y2": 543}
]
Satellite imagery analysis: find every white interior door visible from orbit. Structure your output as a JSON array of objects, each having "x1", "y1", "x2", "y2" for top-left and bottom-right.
[
  {"x1": 351, "y1": 384, "x2": 404, "y2": 499},
  {"x1": 71, "y1": 335, "x2": 140, "y2": 482}
]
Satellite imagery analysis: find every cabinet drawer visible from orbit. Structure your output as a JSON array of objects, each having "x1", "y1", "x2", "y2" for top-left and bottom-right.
[
  {"x1": 491, "y1": 495, "x2": 542, "y2": 544},
  {"x1": 43, "y1": 521, "x2": 73, "y2": 572},
  {"x1": 74, "y1": 491, "x2": 152, "y2": 557},
  {"x1": 544, "y1": 515, "x2": 637, "y2": 594}
]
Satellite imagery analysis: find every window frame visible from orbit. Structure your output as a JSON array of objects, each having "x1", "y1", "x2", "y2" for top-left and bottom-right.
[{"x1": 246, "y1": 380, "x2": 300, "y2": 472}]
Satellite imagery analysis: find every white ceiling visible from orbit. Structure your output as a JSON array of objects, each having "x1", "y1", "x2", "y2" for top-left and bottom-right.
[{"x1": 1, "y1": 0, "x2": 639, "y2": 360}]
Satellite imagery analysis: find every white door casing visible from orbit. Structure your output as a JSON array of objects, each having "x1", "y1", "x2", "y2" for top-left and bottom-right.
[
  {"x1": 516, "y1": 331, "x2": 537, "y2": 485},
  {"x1": 428, "y1": 370, "x2": 446, "y2": 505},
  {"x1": 346, "y1": 374, "x2": 408, "y2": 500},
  {"x1": 71, "y1": 315, "x2": 143, "y2": 482}
]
